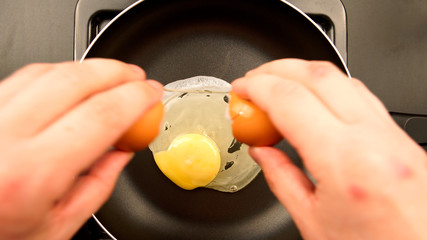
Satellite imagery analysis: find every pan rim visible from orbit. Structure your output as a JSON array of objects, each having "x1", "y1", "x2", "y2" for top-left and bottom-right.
[
  {"x1": 80, "y1": 0, "x2": 351, "y2": 239},
  {"x1": 79, "y1": 0, "x2": 350, "y2": 78}
]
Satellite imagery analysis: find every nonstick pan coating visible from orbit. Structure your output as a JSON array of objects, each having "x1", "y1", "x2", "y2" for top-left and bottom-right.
[{"x1": 83, "y1": 0, "x2": 348, "y2": 239}]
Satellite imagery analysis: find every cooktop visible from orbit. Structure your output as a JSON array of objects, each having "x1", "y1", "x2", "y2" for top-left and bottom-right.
[
  {"x1": 72, "y1": 0, "x2": 341, "y2": 239},
  {"x1": 0, "y1": 0, "x2": 425, "y2": 239},
  {"x1": 71, "y1": 0, "x2": 426, "y2": 238},
  {"x1": 73, "y1": 0, "x2": 427, "y2": 142}
]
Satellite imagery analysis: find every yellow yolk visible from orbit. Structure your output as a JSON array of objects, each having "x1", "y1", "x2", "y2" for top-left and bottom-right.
[{"x1": 153, "y1": 133, "x2": 221, "y2": 190}]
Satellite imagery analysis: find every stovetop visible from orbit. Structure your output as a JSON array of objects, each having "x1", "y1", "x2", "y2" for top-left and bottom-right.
[
  {"x1": 72, "y1": 1, "x2": 339, "y2": 239},
  {"x1": 73, "y1": 2, "x2": 349, "y2": 239},
  {"x1": 0, "y1": 0, "x2": 425, "y2": 239},
  {"x1": 71, "y1": 1, "x2": 426, "y2": 238}
]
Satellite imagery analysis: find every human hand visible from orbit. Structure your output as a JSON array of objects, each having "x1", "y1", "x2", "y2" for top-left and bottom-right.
[
  {"x1": 0, "y1": 59, "x2": 162, "y2": 239},
  {"x1": 232, "y1": 59, "x2": 427, "y2": 240}
]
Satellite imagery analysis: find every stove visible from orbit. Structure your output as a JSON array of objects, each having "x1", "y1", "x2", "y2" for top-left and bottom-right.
[
  {"x1": 0, "y1": 0, "x2": 424, "y2": 239},
  {"x1": 72, "y1": 0, "x2": 348, "y2": 239},
  {"x1": 71, "y1": 0, "x2": 426, "y2": 239}
]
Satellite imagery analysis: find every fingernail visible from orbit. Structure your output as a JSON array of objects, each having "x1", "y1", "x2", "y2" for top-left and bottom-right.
[
  {"x1": 230, "y1": 78, "x2": 250, "y2": 100},
  {"x1": 146, "y1": 80, "x2": 164, "y2": 92},
  {"x1": 230, "y1": 78, "x2": 243, "y2": 91},
  {"x1": 231, "y1": 77, "x2": 243, "y2": 84},
  {"x1": 128, "y1": 64, "x2": 146, "y2": 79}
]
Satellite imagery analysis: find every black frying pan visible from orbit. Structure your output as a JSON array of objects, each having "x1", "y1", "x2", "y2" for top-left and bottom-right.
[{"x1": 82, "y1": 0, "x2": 349, "y2": 239}]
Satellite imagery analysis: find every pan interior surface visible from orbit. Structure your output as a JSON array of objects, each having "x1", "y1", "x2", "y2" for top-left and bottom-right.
[{"x1": 85, "y1": 0, "x2": 346, "y2": 239}]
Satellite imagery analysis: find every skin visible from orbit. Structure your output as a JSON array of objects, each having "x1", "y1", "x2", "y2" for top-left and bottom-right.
[
  {"x1": 0, "y1": 59, "x2": 163, "y2": 239},
  {"x1": 232, "y1": 59, "x2": 427, "y2": 240},
  {"x1": 1, "y1": 58, "x2": 426, "y2": 239}
]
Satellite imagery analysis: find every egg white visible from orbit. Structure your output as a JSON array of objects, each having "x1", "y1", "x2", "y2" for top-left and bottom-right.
[{"x1": 149, "y1": 76, "x2": 260, "y2": 192}]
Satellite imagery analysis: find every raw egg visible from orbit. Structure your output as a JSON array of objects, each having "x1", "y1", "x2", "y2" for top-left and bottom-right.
[
  {"x1": 153, "y1": 133, "x2": 221, "y2": 190},
  {"x1": 228, "y1": 92, "x2": 282, "y2": 146},
  {"x1": 149, "y1": 76, "x2": 260, "y2": 192}
]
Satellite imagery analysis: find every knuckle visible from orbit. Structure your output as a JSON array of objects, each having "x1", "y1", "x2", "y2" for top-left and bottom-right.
[
  {"x1": 8, "y1": 63, "x2": 53, "y2": 79},
  {"x1": 84, "y1": 58, "x2": 124, "y2": 72},
  {"x1": 266, "y1": 59, "x2": 288, "y2": 69},
  {"x1": 48, "y1": 62, "x2": 87, "y2": 87},
  {"x1": 264, "y1": 58, "x2": 308, "y2": 73},
  {"x1": 85, "y1": 82, "x2": 153, "y2": 129},
  {"x1": 84, "y1": 58, "x2": 141, "y2": 81},
  {"x1": 84, "y1": 58, "x2": 123, "y2": 66},
  {"x1": 307, "y1": 61, "x2": 340, "y2": 79},
  {"x1": 351, "y1": 78, "x2": 366, "y2": 88},
  {"x1": 0, "y1": 175, "x2": 44, "y2": 228},
  {"x1": 21, "y1": 63, "x2": 51, "y2": 72},
  {"x1": 261, "y1": 59, "x2": 291, "y2": 74},
  {"x1": 48, "y1": 60, "x2": 134, "y2": 91},
  {"x1": 269, "y1": 77, "x2": 305, "y2": 100}
]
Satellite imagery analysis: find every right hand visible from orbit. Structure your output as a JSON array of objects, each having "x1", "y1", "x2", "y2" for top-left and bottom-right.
[{"x1": 232, "y1": 59, "x2": 427, "y2": 240}]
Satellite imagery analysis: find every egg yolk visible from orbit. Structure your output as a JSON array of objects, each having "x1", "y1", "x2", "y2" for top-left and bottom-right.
[{"x1": 153, "y1": 133, "x2": 221, "y2": 190}]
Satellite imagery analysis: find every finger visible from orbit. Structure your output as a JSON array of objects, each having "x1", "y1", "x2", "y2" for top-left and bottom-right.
[
  {"x1": 0, "y1": 63, "x2": 53, "y2": 107},
  {"x1": 232, "y1": 73, "x2": 342, "y2": 157},
  {"x1": 246, "y1": 59, "x2": 369, "y2": 123},
  {"x1": 146, "y1": 79, "x2": 164, "y2": 91},
  {"x1": 50, "y1": 150, "x2": 132, "y2": 240},
  {"x1": 351, "y1": 78, "x2": 391, "y2": 120},
  {"x1": 34, "y1": 80, "x2": 162, "y2": 175},
  {"x1": 249, "y1": 147, "x2": 315, "y2": 224},
  {"x1": 0, "y1": 59, "x2": 145, "y2": 138}
]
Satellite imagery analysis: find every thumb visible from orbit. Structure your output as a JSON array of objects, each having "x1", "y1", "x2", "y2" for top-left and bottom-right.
[
  {"x1": 50, "y1": 150, "x2": 133, "y2": 239},
  {"x1": 250, "y1": 146, "x2": 315, "y2": 224}
]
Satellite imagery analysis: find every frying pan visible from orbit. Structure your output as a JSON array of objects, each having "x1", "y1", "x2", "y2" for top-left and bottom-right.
[{"x1": 81, "y1": 0, "x2": 350, "y2": 239}]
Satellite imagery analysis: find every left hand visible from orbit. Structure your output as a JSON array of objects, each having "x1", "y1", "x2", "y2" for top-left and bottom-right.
[{"x1": 0, "y1": 59, "x2": 163, "y2": 240}]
